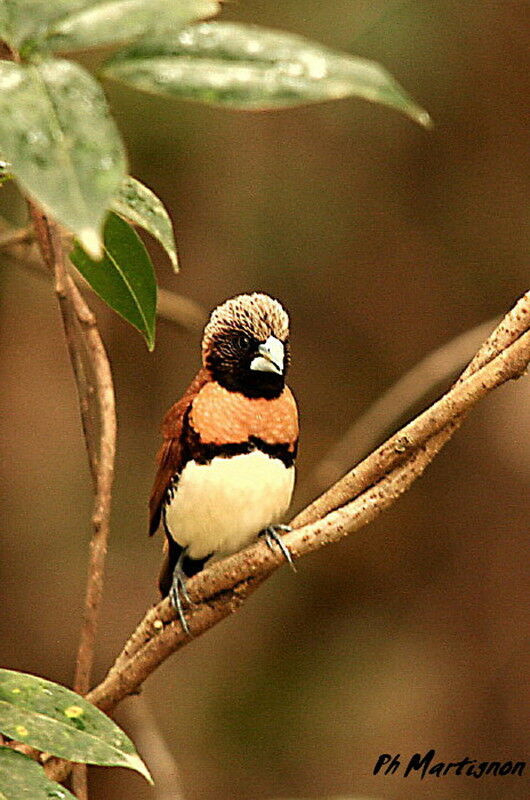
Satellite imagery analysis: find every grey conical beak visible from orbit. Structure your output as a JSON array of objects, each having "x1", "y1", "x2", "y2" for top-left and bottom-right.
[{"x1": 250, "y1": 335, "x2": 284, "y2": 375}]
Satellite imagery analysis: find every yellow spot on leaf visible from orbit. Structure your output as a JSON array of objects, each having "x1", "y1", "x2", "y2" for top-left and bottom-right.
[
  {"x1": 64, "y1": 704, "x2": 84, "y2": 719},
  {"x1": 15, "y1": 725, "x2": 28, "y2": 737},
  {"x1": 11, "y1": 688, "x2": 21, "y2": 693}
]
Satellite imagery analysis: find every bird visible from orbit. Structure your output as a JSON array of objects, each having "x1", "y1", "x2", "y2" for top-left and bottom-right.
[{"x1": 149, "y1": 292, "x2": 299, "y2": 632}]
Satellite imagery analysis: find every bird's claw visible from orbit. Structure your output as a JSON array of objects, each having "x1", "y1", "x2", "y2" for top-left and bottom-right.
[
  {"x1": 169, "y1": 555, "x2": 193, "y2": 636},
  {"x1": 261, "y1": 524, "x2": 297, "y2": 572}
]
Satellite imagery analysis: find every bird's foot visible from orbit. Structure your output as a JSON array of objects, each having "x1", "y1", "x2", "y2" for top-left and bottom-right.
[
  {"x1": 260, "y1": 524, "x2": 296, "y2": 572},
  {"x1": 169, "y1": 554, "x2": 193, "y2": 636}
]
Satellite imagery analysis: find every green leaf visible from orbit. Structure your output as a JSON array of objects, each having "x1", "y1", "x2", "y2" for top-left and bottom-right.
[
  {"x1": 0, "y1": 747, "x2": 76, "y2": 800},
  {"x1": 0, "y1": 670, "x2": 152, "y2": 782},
  {"x1": 45, "y1": 0, "x2": 221, "y2": 53},
  {"x1": 0, "y1": 1, "x2": 219, "y2": 52},
  {"x1": 112, "y1": 176, "x2": 178, "y2": 271},
  {"x1": 0, "y1": 58, "x2": 126, "y2": 256},
  {"x1": 102, "y1": 21, "x2": 432, "y2": 126},
  {"x1": 0, "y1": 1, "x2": 88, "y2": 50},
  {"x1": 70, "y1": 212, "x2": 157, "y2": 349}
]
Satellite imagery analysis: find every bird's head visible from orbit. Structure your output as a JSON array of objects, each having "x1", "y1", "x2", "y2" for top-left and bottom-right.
[{"x1": 202, "y1": 292, "x2": 290, "y2": 399}]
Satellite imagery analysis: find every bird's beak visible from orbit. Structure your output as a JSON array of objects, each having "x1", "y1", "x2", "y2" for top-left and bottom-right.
[{"x1": 250, "y1": 335, "x2": 285, "y2": 375}]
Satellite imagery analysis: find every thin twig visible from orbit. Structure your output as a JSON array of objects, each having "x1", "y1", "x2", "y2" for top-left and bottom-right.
[
  {"x1": 0, "y1": 226, "x2": 33, "y2": 249},
  {"x1": 157, "y1": 287, "x2": 207, "y2": 330},
  {"x1": 310, "y1": 316, "x2": 500, "y2": 492},
  {"x1": 43, "y1": 292, "x2": 530, "y2": 789},
  {"x1": 121, "y1": 696, "x2": 186, "y2": 800},
  {"x1": 0, "y1": 227, "x2": 207, "y2": 331}
]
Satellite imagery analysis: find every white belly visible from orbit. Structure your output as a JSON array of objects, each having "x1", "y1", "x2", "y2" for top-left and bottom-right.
[{"x1": 164, "y1": 450, "x2": 295, "y2": 560}]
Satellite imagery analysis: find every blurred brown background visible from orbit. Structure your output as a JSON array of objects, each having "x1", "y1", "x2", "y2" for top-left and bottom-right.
[{"x1": 1, "y1": 1, "x2": 529, "y2": 799}]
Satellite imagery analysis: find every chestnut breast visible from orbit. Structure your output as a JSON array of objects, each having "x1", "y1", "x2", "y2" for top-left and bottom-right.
[{"x1": 189, "y1": 382, "x2": 298, "y2": 449}]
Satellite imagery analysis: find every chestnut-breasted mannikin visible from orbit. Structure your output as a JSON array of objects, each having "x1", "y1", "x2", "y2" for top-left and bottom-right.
[{"x1": 149, "y1": 293, "x2": 299, "y2": 631}]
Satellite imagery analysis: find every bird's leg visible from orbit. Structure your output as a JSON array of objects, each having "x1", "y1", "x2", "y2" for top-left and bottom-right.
[
  {"x1": 260, "y1": 524, "x2": 296, "y2": 572},
  {"x1": 169, "y1": 550, "x2": 193, "y2": 636}
]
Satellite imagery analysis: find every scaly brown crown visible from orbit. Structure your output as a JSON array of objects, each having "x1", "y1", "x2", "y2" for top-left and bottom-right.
[
  {"x1": 201, "y1": 293, "x2": 290, "y2": 399},
  {"x1": 202, "y1": 292, "x2": 289, "y2": 361}
]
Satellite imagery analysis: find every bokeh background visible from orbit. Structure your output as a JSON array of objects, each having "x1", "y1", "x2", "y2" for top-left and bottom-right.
[{"x1": 1, "y1": 1, "x2": 529, "y2": 799}]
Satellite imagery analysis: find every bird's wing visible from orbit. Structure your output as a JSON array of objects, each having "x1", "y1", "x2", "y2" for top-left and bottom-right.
[{"x1": 148, "y1": 368, "x2": 209, "y2": 536}]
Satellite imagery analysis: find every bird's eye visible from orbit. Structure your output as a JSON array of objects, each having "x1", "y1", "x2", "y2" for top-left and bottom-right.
[{"x1": 237, "y1": 332, "x2": 252, "y2": 351}]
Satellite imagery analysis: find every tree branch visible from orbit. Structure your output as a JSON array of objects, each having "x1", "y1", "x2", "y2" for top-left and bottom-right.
[
  {"x1": 29, "y1": 205, "x2": 117, "y2": 799},
  {"x1": 66, "y1": 272, "x2": 117, "y2": 685},
  {"x1": 43, "y1": 290, "x2": 530, "y2": 784},
  {"x1": 67, "y1": 274, "x2": 117, "y2": 800}
]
